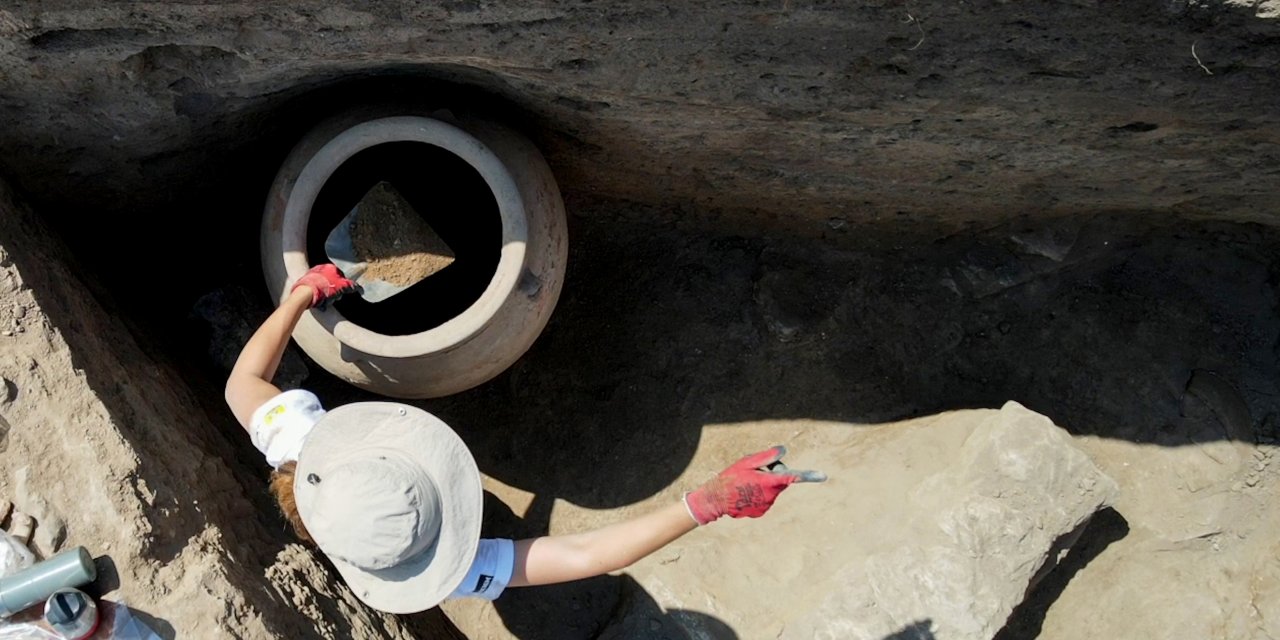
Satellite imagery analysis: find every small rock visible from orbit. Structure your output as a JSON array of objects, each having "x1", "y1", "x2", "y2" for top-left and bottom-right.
[
  {"x1": 649, "y1": 620, "x2": 662, "y2": 631},
  {"x1": 827, "y1": 217, "x2": 847, "y2": 230},
  {"x1": 8, "y1": 511, "x2": 33, "y2": 545},
  {"x1": 760, "y1": 309, "x2": 801, "y2": 342},
  {"x1": 31, "y1": 514, "x2": 66, "y2": 558},
  {"x1": 952, "y1": 244, "x2": 1035, "y2": 298},
  {"x1": 1010, "y1": 224, "x2": 1078, "y2": 262},
  {"x1": 1246, "y1": 476, "x2": 1259, "y2": 488},
  {"x1": 0, "y1": 377, "x2": 12, "y2": 404},
  {"x1": 998, "y1": 321, "x2": 1012, "y2": 335},
  {"x1": 0, "y1": 499, "x2": 11, "y2": 524}
]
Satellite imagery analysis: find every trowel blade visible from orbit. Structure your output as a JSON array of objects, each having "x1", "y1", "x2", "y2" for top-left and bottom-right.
[
  {"x1": 322, "y1": 181, "x2": 456, "y2": 304},
  {"x1": 323, "y1": 208, "x2": 410, "y2": 304}
]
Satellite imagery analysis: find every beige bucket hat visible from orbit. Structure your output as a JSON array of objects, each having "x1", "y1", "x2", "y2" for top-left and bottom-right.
[{"x1": 293, "y1": 402, "x2": 482, "y2": 613}]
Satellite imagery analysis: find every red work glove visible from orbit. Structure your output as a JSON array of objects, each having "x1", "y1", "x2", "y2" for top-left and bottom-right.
[
  {"x1": 683, "y1": 446, "x2": 826, "y2": 526},
  {"x1": 291, "y1": 264, "x2": 358, "y2": 309}
]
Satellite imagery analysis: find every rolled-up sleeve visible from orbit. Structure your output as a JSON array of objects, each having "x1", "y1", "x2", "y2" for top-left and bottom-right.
[
  {"x1": 249, "y1": 389, "x2": 326, "y2": 468},
  {"x1": 449, "y1": 538, "x2": 515, "y2": 601}
]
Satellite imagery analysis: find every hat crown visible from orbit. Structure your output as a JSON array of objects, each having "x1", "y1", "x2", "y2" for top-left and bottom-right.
[
  {"x1": 309, "y1": 451, "x2": 443, "y2": 571},
  {"x1": 292, "y1": 401, "x2": 483, "y2": 613}
]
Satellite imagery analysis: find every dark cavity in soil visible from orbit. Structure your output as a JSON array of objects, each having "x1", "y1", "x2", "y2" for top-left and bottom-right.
[{"x1": 307, "y1": 141, "x2": 501, "y2": 335}]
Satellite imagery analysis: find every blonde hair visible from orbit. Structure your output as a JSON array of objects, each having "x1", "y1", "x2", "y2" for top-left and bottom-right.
[{"x1": 270, "y1": 461, "x2": 313, "y2": 542}]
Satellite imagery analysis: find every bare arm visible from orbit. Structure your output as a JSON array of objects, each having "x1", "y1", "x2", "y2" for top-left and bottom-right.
[
  {"x1": 509, "y1": 501, "x2": 697, "y2": 587},
  {"x1": 224, "y1": 287, "x2": 313, "y2": 431},
  {"x1": 505, "y1": 447, "x2": 824, "y2": 589}
]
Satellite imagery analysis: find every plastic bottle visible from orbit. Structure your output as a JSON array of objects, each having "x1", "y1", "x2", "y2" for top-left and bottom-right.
[{"x1": 0, "y1": 547, "x2": 96, "y2": 618}]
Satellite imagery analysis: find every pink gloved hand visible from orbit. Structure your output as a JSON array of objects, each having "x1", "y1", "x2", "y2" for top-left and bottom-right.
[
  {"x1": 291, "y1": 264, "x2": 358, "y2": 309},
  {"x1": 683, "y1": 446, "x2": 826, "y2": 525}
]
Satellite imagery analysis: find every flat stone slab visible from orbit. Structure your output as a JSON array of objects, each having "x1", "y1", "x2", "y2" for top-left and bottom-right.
[{"x1": 618, "y1": 402, "x2": 1118, "y2": 640}]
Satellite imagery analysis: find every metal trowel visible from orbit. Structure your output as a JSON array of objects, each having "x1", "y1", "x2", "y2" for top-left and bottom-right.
[{"x1": 324, "y1": 181, "x2": 456, "y2": 303}]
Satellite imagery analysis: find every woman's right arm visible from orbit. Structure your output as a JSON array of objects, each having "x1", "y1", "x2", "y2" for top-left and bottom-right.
[
  {"x1": 224, "y1": 287, "x2": 313, "y2": 430},
  {"x1": 224, "y1": 265, "x2": 356, "y2": 431}
]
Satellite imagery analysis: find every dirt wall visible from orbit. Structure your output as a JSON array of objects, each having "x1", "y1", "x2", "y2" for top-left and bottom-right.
[
  {"x1": 0, "y1": 182, "x2": 459, "y2": 638},
  {"x1": 0, "y1": 1, "x2": 1276, "y2": 237}
]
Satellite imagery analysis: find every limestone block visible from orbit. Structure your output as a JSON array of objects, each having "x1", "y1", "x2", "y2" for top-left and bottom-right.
[{"x1": 623, "y1": 402, "x2": 1119, "y2": 640}]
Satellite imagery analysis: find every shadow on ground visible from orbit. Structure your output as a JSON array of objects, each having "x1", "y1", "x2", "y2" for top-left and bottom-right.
[
  {"x1": 304, "y1": 205, "x2": 1280, "y2": 509},
  {"x1": 995, "y1": 508, "x2": 1131, "y2": 640},
  {"x1": 468, "y1": 491, "x2": 740, "y2": 639}
]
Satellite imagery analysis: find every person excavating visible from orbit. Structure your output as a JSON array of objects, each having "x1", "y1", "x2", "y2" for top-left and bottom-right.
[{"x1": 223, "y1": 263, "x2": 826, "y2": 612}]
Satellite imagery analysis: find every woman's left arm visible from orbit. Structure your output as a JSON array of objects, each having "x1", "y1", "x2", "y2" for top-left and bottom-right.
[
  {"x1": 508, "y1": 446, "x2": 825, "y2": 588},
  {"x1": 509, "y1": 501, "x2": 696, "y2": 587}
]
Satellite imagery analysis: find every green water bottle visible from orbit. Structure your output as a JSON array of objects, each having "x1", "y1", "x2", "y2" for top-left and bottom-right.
[{"x1": 0, "y1": 547, "x2": 96, "y2": 617}]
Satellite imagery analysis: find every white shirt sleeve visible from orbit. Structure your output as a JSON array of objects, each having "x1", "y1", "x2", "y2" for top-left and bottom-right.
[
  {"x1": 449, "y1": 538, "x2": 515, "y2": 601},
  {"x1": 249, "y1": 389, "x2": 326, "y2": 468}
]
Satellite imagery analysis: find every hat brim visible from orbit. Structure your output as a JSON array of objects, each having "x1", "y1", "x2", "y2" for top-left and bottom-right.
[{"x1": 293, "y1": 402, "x2": 483, "y2": 614}]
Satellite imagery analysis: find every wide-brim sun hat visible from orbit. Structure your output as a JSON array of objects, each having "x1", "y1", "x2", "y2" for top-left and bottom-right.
[{"x1": 293, "y1": 402, "x2": 482, "y2": 613}]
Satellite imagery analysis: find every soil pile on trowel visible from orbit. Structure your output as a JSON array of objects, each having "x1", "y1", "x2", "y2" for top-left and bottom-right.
[{"x1": 325, "y1": 181, "x2": 456, "y2": 302}]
